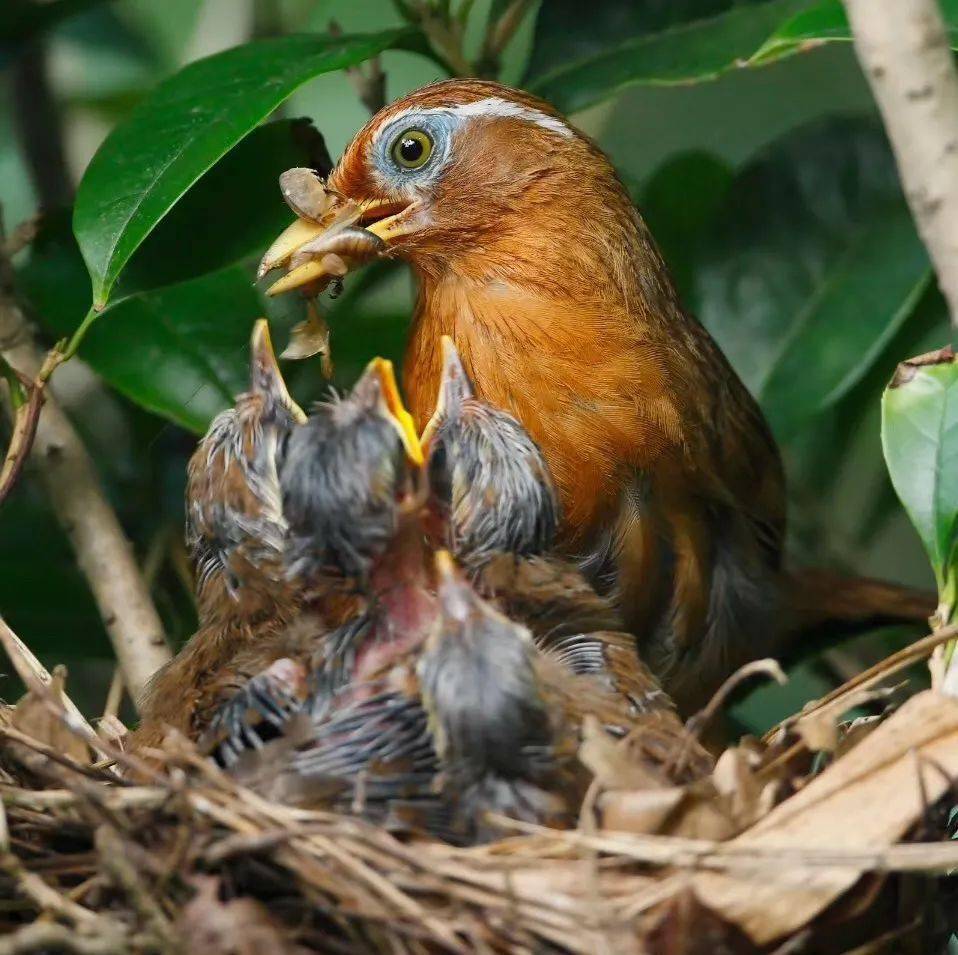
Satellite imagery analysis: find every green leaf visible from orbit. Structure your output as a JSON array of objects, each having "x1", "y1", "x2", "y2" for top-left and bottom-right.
[
  {"x1": 758, "y1": 208, "x2": 930, "y2": 439},
  {"x1": 638, "y1": 150, "x2": 734, "y2": 300},
  {"x1": 882, "y1": 353, "x2": 958, "y2": 590},
  {"x1": 20, "y1": 214, "x2": 284, "y2": 433},
  {"x1": 73, "y1": 29, "x2": 410, "y2": 307},
  {"x1": 526, "y1": 0, "x2": 958, "y2": 114},
  {"x1": 689, "y1": 118, "x2": 929, "y2": 441},
  {"x1": 116, "y1": 118, "x2": 332, "y2": 296},
  {"x1": 43, "y1": 261, "x2": 270, "y2": 433},
  {"x1": 752, "y1": 0, "x2": 958, "y2": 65}
]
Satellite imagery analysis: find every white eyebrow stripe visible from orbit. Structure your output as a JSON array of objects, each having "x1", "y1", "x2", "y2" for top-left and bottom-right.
[{"x1": 383, "y1": 97, "x2": 574, "y2": 139}]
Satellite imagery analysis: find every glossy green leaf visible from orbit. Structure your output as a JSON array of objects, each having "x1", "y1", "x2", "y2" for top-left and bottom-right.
[
  {"x1": 527, "y1": 0, "x2": 958, "y2": 114},
  {"x1": 759, "y1": 208, "x2": 930, "y2": 439},
  {"x1": 73, "y1": 29, "x2": 410, "y2": 307},
  {"x1": 882, "y1": 354, "x2": 958, "y2": 590},
  {"x1": 21, "y1": 215, "x2": 279, "y2": 432},
  {"x1": 639, "y1": 150, "x2": 734, "y2": 300},
  {"x1": 752, "y1": 0, "x2": 958, "y2": 65},
  {"x1": 43, "y1": 261, "x2": 271, "y2": 432},
  {"x1": 689, "y1": 118, "x2": 929, "y2": 441}
]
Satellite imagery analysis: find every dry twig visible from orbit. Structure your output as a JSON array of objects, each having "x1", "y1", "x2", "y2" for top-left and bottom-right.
[{"x1": 0, "y1": 225, "x2": 170, "y2": 704}]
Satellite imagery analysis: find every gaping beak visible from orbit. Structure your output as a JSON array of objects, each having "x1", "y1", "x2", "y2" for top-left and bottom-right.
[
  {"x1": 258, "y1": 170, "x2": 421, "y2": 298},
  {"x1": 420, "y1": 335, "x2": 474, "y2": 454},
  {"x1": 363, "y1": 356, "x2": 424, "y2": 467},
  {"x1": 249, "y1": 319, "x2": 307, "y2": 423}
]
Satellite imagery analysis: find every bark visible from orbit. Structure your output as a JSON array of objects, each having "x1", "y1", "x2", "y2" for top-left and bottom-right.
[{"x1": 844, "y1": 0, "x2": 958, "y2": 326}]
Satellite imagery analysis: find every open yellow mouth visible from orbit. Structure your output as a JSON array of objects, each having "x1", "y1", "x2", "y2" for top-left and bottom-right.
[
  {"x1": 370, "y1": 357, "x2": 424, "y2": 467},
  {"x1": 259, "y1": 195, "x2": 419, "y2": 298}
]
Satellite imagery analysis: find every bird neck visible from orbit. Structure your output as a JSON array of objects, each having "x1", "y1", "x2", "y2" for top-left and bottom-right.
[
  {"x1": 368, "y1": 512, "x2": 437, "y2": 643},
  {"x1": 403, "y1": 240, "x2": 684, "y2": 550}
]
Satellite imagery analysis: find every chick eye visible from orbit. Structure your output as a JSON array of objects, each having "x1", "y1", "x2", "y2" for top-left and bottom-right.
[{"x1": 390, "y1": 128, "x2": 433, "y2": 170}]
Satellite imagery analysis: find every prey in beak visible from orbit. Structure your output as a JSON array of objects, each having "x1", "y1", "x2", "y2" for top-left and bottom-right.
[{"x1": 258, "y1": 167, "x2": 418, "y2": 300}]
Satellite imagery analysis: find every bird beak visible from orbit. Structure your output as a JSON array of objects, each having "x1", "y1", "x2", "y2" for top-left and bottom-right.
[
  {"x1": 362, "y1": 357, "x2": 424, "y2": 467},
  {"x1": 421, "y1": 335, "x2": 474, "y2": 454},
  {"x1": 249, "y1": 319, "x2": 306, "y2": 423},
  {"x1": 433, "y1": 550, "x2": 475, "y2": 624},
  {"x1": 259, "y1": 170, "x2": 421, "y2": 297}
]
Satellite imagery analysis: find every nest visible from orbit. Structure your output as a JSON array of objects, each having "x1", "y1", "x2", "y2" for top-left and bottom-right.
[{"x1": 1, "y1": 629, "x2": 957, "y2": 955}]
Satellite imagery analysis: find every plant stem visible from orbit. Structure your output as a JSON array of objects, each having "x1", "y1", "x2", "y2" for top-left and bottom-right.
[{"x1": 0, "y1": 229, "x2": 170, "y2": 705}]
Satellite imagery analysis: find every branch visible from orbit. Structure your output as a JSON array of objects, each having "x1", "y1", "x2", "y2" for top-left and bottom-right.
[
  {"x1": 0, "y1": 231, "x2": 171, "y2": 706},
  {"x1": 843, "y1": 0, "x2": 958, "y2": 326},
  {"x1": 477, "y1": 0, "x2": 537, "y2": 78}
]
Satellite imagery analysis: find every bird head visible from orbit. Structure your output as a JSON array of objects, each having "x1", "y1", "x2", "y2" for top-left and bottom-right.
[
  {"x1": 186, "y1": 319, "x2": 306, "y2": 617},
  {"x1": 260, "y1": 79, "x2": 634, "y2": 290},
  {"x1": 422, "y1": 336, "x2": 559, "y2": 566},
  {"x1": 280, "y1": 356, "x2": 425, "y2": 582},
  {"x1": 419, "y1": 551, "x2": 553, "y2": 782}
]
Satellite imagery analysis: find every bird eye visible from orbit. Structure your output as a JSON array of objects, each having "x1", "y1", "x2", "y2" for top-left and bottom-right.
[{"x1": 390, "y1": 128, "x2": 433, "y2": 170}]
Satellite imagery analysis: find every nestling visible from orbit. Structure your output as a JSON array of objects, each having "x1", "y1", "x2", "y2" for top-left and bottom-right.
[
  {"x1": 132, "y1": 320, "x2": 306, "y2": 754},
  {"x1": 198, "y1": 354, "x2": 429, "y2": 756}
]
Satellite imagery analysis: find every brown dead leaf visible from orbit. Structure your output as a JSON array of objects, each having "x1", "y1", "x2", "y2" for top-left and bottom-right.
[
  {"x1": 692, "y1": 690, "x2": 958, "y2": 945},
  {"x1": 794, "y1": 708, "x2": 839, "y2": 753},
  {"x1": 641, "y1": 887, "x2": 758, "y2": 954},
  {"x1": 660, "y1": 782, "x2": 738, "y2": 842},
  {"x1": 599, "y1": 787, "x2": 686, "y2": 834},
  {"x1": 579, "y1": 714, "x2": 664, "y2": 791},
  {"x1": 711, "y1": 746, "x2": 779, "y2": 830},
  {"x1": 178, "y1": 876, "x2": 307, "y2": 955},
  {"x1": 9, "y1": 666, "x2": 89, "y2": 765},
  {"x1": 834, "y1": 715, "x2": 882, "y2": 759}
]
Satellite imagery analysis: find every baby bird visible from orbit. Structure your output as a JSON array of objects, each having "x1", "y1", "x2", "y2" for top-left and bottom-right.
[
  {"x1": 422, "y1": 335, "x2": 620, "y2": 639},
  {"x1": 419, "y1": 552, "x2": 584, "y2": 837},
  {"x1": 132, "y1": 321, "x2": 305, "y2": 755},
  {"x1": 198, "y1": 354, "x2": 427, "y2": 757},
  {"x1": 422, "y1": 337, "x2": 711, "y2": 777}
]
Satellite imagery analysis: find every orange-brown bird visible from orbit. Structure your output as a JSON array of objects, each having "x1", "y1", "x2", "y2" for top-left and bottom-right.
[{"x1": 261, "y1": 79, "x2": 933, "y2": 714}]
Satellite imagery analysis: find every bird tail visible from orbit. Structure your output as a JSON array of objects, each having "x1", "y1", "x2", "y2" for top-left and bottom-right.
[{"x1": 784, "y1": 567, "x2": 934, "y2": 638}]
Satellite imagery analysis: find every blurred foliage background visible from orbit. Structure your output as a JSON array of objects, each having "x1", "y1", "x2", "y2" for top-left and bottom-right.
[{"x1": 0, "y1": 0, "x2": 952, "y2": 727}]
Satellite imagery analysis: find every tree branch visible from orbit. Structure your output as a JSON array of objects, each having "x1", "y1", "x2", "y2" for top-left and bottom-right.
[
  {"x1": 0, "y1": 234, "x2": 171, "y2": 707},
  {"x1": 844, "y1": 0, "x2": 958, "y2": 326}
]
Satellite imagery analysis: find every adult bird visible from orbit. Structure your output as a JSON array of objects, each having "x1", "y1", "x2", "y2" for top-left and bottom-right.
[{"x1": 261, "y1": 79, "x2": 932, "y2": 713}]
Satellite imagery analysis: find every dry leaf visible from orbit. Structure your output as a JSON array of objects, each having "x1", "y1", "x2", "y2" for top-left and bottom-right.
[
  {"x1": 711, "y1": 746, "x2": 778, "y2": 830},
  {"x1": 578, "y1": 714, "x2": 664, "y2": 791},
  {"x1": 9, "y1": 666, "x2": 90, "y2": 765},
  {"x1": 641, "y1": 887, "x2": 757, "y2": 954},
  {"x1": 794, "y1": 709, "x2": 839, "y2": 753},
  {"x1": 600, "y1": 787, "x2": 686, "y2": 834},
  {"x1": 692, "y1": 690, "x2": 958, "y2": 944},
  {"x1": 834, "y1": 714, "x2": 882, "y2": 758}
]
